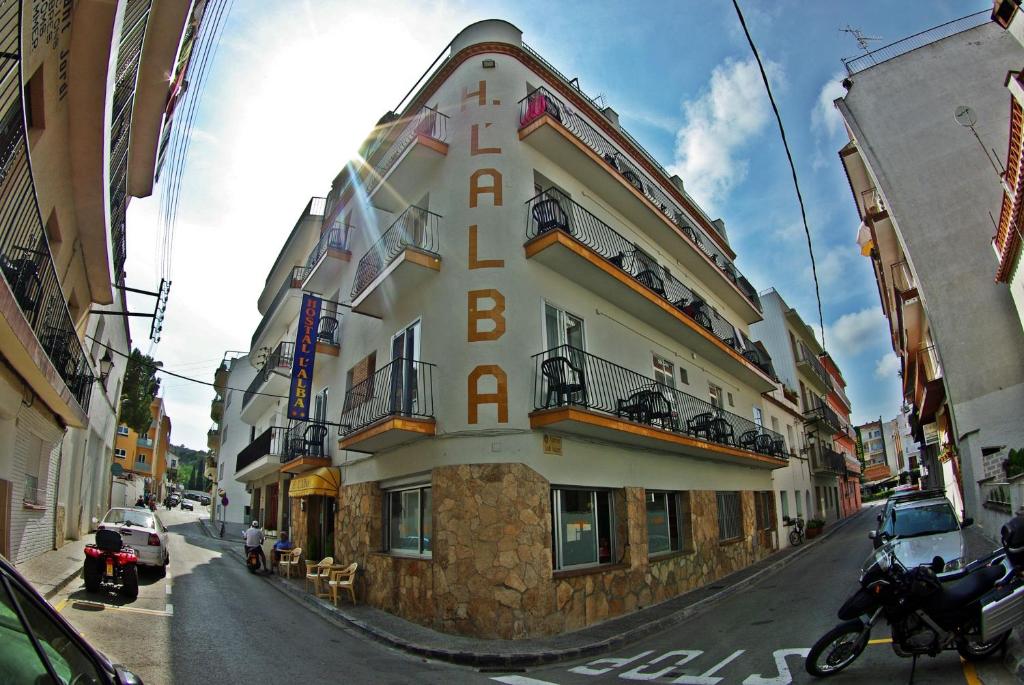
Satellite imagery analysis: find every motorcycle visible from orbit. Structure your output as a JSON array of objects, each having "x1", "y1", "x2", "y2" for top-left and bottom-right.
[
  {"x1": 83, "y1": 529, "x2": 140, "y2": 599},
  {"x1": 244, "y1": 545, "x2": 262, "y2": 574},
  {"x1": 806, "y1": 543, "x2": 1023, "y2": 679}
]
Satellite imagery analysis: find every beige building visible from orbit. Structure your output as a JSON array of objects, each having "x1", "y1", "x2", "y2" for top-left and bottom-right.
[
  {"x1": 0, "y1": 1, "x2": 191, "y2": 562},
  {"x1": 221, "y1": 20, "x2": 802, "y2": 639}
]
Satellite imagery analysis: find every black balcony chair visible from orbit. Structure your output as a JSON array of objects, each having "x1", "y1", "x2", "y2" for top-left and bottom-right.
[
  {"x1": 770, "y1": 437, "x2": 786, "y2": 457},
  {"x1": 532, "y1": 198, "x2": 570, "y2": 235},
  {"x1": 615, "y1": 388, "x2": 673, "y2": 428},
  {"x1": 1, "y1": 252, "x2": 42, "y2": 323},
  {"x1": 304, "y1": 423, "x2": 329, "y2": 457},
  {"x1": 682, "y1": 225, "x2": 704, "y2": 249},
  {"x1": 680, "y1": 300, "x2": 713, "y2": 332},
  {"x1": 609, "y1": 250, "x2": 631, "y2": 270},
  {"x1": 686, "y1": 412, "x2": 715, "y2": 440},
  {"x1": 541, "y1": 356, "x2": 586, "y2": 408},
  {"x1": 754, "y1": 433, "x2": 776, "y2": 455},
  {"x1": 603, "y1": 152, "x2": 621, "y2": 171},
  {"x1": 739, "y1": 430, "x2": 760, "y2": 451},
  {"x1": 318, "y1": 317, "x2": 339, "y2": 345},
  {"x1": 721, "y1": 262, "x2": 739, "y2": 283},
  {"x1": 635, "y1": 270, "x2": 665, "y2": 298},
  {"x1": 710, "y1": 417, "x2": 735, "y2": 445},
  {"x1": 621, "y1": 169, "x2": 645, "y2": 193},
  {"x1": 286, "y1": 429, "x2": 306, "y2": 460}
]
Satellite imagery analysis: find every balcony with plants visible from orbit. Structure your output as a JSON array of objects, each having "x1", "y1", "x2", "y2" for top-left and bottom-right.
[
  {"x1": 517, "y1": 87, "x2": 762, "y2": 322},
  {"x1": 338, "y1": 357, "x2": 436, "y2": 453},
  {"x1": 525, "y1": 189, "x2": 775, "y2": 391},
  {"x1": 529, "y1": 345, "x2": 787, "y2": 469},
  {"x1": 350, "y1": 206, "x2": 441, "y2": 318}
]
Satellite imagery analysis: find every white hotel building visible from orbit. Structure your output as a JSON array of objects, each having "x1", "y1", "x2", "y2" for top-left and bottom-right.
[{"x1": 225, "y1": 20, "x2": 795, "y2": 639}]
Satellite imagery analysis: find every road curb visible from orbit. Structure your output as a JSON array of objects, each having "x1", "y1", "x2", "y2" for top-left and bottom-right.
[
  {"x1": 234, "y1": 508, "x2": 869, "y2": 669},
  {"x1": 42, "y1": 566, "x2": 82, "y2": 601},
  {"x1": 1004, "y1": 626, "x2": 1024, "y2": 683}
]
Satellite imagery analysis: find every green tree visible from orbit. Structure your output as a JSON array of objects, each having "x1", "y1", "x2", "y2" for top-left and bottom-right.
[{"x1": 119, "y1": 349, "x2": 161, "y2": 434}]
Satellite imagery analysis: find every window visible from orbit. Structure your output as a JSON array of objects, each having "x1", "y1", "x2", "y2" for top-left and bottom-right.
[
  {"x1": 117, "y1": 425, "x2": 129, "y2": 436},
  {"x1": 652, "y1": 355, "x2": 675, "y2": 389},
  {"x1": 708, "y1": 384, "x2": 723, "y2": 409},
  {"x1": 313, "y1": 387, "x2": 329, "y2": 424},
  {"x1": 794, "y1": 490, "x2": 803, "y2": 517},
  {"x1": 647, "y1": 491, "x2": 691, "y2": 556},
  {"x1": 344, "y1": 353, "x2": 377, "y2": 410},
  {"x1": 770, "y1": 416, "x2": 780, "y2": 434},
  {"x1": 23, "y1": 64, "x2": 45, "y2": 133},
  {"x1": 386, "y1": 486, "x2": 432, "y2": 556},
  {"x1": 717, "y1": 491, "x2": 742, "y2": 541},
  {"x1": 544, "y1": 302, "x2": 585, "y2": 350},
  {"x1": 552, "y1": 488, "x2": 614, "y2": 569},
  {"x1": 754, "y1": 491, "x2": 774, "y2": 531},
  {"x1": 114, "y1": 448, "x2": 126, "y2": 459},
  {"x1": 780, "y1": 491, "x2": 789, "y2": 519},
  {"x1": 753, "y1": 407, "x2": 763, "y2": 427},
  {"x1": 786, "y1": 425, "x2": 795, "y2": 453},
  {"x1": 137, "y1": 454, "x2": 146, "y2": 464},
  {"x1": 679, "y1": 366, "x2": 689, "y2": 385},
  {"x1": 727, "y1": 392, "x2": 734, "y2": 407},
  {"x1": 23, "y1": 435, "x2": 47, "y2": 506}
]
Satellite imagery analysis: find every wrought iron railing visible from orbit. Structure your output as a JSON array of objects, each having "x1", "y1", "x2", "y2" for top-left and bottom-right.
[
  {"x1": 236, "y1": 426, "x2": 287, "y2": 473},
  {"x1": 350, "y1": 205, "x2": 441, "y2": 300},
  {"x1": 796, "y1": 341, "x2": 830, "y2": 386},
  {"x1": 830, "y1": 375, "x2": 852, "y2": 411},
  {"x1": 811, "y1": 444, "x2": 846, "y2": 476},
  {"x1": 804, "y1": 397, "x2": 842, "y2": 433},
  {"x1": 532, "y1": 345, "x2": 785, "y2": 458},
  {"x1": 338, "y1": 357, "x2": 436, "y2": 436},
  {"x1": 919, "y1": 344, "x2": 943, "y2": 382},
  {"x1": 365, "y1": 106, "x2": 449, "y2": 199},
  {"x1": 842, "y1": 11, "x2": 989, "y2": 75},
  {"x1": 518, "y1": 87, "x2": 761, "y2": 312},
  {"x1": 526, "y1": 189, "x2": 772, "y2": 375},
  {"x1": 0, "y1": 3, "x2": 95, "y2": 413},
  {"x1": 304, "y1": 221, "x2": 351, "y2": 272},
  {"x1": 250, "y1": 266, "x2": 308, "y2": 349},
  {"x1": 241, "y1": 341, "x2": 295, "y2": 408}
]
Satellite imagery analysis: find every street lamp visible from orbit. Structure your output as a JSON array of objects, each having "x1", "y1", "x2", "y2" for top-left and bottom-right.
[{"x1": 98, "y1": 351, "x2": 113, "y2": 381}]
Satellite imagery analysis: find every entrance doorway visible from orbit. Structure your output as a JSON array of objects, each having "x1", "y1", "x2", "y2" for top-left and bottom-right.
[{"x1": 305, "y1": 495, "x2": 336, "y2": 560}]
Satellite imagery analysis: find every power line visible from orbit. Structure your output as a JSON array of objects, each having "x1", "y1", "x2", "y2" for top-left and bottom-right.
[{"x1": 732, "y1": 0, "x2": 827, "y2": 351}]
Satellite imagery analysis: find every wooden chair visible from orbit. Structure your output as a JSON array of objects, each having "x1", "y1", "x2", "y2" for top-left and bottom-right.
[
  {"x1": 328, "y1": 563, "x2": 358, "y2": 606},
  {"x1": 277, "y1": 547, "x2": 302, "y2": 577},
  {"x1": 305, "y1": 556, "x2": 334, "y2": 595}
]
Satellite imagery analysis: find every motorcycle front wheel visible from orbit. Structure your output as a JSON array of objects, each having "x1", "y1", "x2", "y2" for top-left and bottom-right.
[{"x1": 806, "y1": 620, "x2": 868, "y2": 677}]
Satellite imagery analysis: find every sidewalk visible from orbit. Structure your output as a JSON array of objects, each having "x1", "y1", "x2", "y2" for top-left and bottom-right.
[
  {"x1": 197, "y1": 516, "x2": 246, "y2": 541},
  {"x1": 14, "y1": 536, "x2": 90, "y2": 600},
  {"x1": 208, "y1": 506, "x2": 869, "y2": 669}
]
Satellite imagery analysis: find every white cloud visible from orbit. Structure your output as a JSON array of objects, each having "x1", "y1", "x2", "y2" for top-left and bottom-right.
[
  {"x1": 810, "y1": 73, "x2": 846, "y2": 139},
  {"x1": 874, "y1": 352, "x2": 900, "y2": 380},
  {"x1": 825, "y1": 306, "x2": 886, "y2": 356},
  {"x1": 667, "y1": 57, "x2": 781, "y2": 211}
]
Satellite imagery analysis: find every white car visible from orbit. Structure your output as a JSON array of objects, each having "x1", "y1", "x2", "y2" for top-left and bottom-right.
[{"x1": 96, "y1": 507, "x2": 169, "y2": 575}]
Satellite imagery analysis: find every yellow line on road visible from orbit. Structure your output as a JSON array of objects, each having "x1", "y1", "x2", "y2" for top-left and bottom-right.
[
  {"x1": 961, "y1": 657, "x2": 982, "y2": 685},
  {"x1": 868, "y1": 638, "x2": 892, "y2": 645},
  {"x1": 52, "y1": 599, "x2": 67, "y2": 612}
]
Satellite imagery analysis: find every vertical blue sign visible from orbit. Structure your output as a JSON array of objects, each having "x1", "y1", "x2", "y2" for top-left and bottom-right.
[{"x1": 288, "y1": 294, "x2": 321, "y2": 420}]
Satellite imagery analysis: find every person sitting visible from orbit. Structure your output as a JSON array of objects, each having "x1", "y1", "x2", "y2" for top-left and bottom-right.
[{"x1": 271, "y1": 531, "x2": 295, "y2": 573}]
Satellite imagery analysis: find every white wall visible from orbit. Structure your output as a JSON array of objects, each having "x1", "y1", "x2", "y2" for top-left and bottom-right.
[{"x1": 216, "y1": 355, "x2": 258, "y2": 524}]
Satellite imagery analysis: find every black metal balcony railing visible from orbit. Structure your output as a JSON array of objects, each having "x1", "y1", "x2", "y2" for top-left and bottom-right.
[
  {"x1": 338, "y1": 357, "x2": 435, "y2": 436},
  {"x1": 796, "y1": 341, "x2": 830, "y2": 386},
  {"x1": 812, "y1": 444, "x2": 847, "y2": 476},
  {"x1": 805, "y1": 398, "x2": 842, "y2": 433},
  {"x1": 366, "y1": 106, "x2": 449, "y2": 197},
  {"x1": 241, "y1": 341, "x2": 294, "y2": 408},
  {"x1": 532, "y1": 345, "x2": 786, "y2": 459},
  {"x1": 236, "y1": 422, "x2": 330, "y2": 475},
  {"x1": 304, "y1": 220, "x2": 351, "y2": 272},
  {"x1": 350, "y1": 205, "x2": 441, "y2": 300},
  {"x1": 0, "y1": 7, "x2": 95, "y2": 414},
  {"x1": 317, "y1": 315, "x2": 340, "y2": 346},
  {"x1": 250, "y1": 266, "x2": 309, "y2": 349},
  {"x1": 518, "y1": 87, "x2": 761, "y2": 313},
  {"x1": 526, "y1": 189, "x2": 773, "y2": 376}
]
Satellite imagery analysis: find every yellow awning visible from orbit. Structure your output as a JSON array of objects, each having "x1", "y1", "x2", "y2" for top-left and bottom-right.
[{"x1": 289, "y1": 467, "x2": 341, "y2": 498}]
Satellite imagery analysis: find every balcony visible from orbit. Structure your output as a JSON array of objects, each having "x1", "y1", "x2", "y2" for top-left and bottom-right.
[
  {"x1": 235, "y1": 426, "x2": 286, "y2": 481},
  {"x1": 809, "y1": 444, "x2": 846, "y2": 476},
  {"x1": 279, "y1": 420, "x2": 332, "y2": 474},
  {"x1": 207, "y1": 427, "x2": 220, "y2": 452},
  {"x1": 239, "y1": 341, "x2": 294, "y2": 424},
  {"x1": 210, "y1": 397, "x2": 223, "y2": 423},
  {"x1": 302, "y1": 220, "x2": 352, "y2": 294},
  {"x1": 251, "y1": 266, "x2": 308, "y2": 352},
  {"x1": 132, "y1": 461, "x2": 152, "y2": 475},
  {"x1": 315, "y1": 314, "x2": 341, "y2": 357},
  {"x1": 350, "y1": 206, "x2": 441, "y2": 318},
  {"x1": 364, "y1": 106, "x2": 449, "y2": 213},
  {"x1": 528, "y1": 345, "x2": 787, "y2": 469},
  {"x1": 517, "y1": 87, "x2": 762, "y2": 321},
  {"x1": 830, "y1": 375, "x2": 852, "y2": 413},
  {"x1": 137, "y1": 437, "x2": 154, "y2": 448},
  {"x1": 804, "y1": 399, "x2": 842, "y2": 435},
  {"x1": 795, "y1": 341, "x2": 830, "y2": 394},
  {"x1": 916, "y1": 344, "x2": 945, "y2": 423},
  {"x1": 214, "y1": 364, "x2": 229, "y2": 395},
  {"x1": 338, "y1": 358, "x2": 436, "y2": 452},
  {"x1": 525, "y1": 190, "x2": 775, "y2": 391}
]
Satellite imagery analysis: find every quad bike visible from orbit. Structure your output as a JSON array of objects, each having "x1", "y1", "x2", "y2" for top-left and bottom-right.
[{"x1": 83, "y1": 529, "x2": 139, "y2": 599}]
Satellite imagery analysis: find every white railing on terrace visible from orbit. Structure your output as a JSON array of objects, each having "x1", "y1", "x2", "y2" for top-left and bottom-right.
[{"x1": 842, "y1": 11, "x2": 990, "y2": 75}]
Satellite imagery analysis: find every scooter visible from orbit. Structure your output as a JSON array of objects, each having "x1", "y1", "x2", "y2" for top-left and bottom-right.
[{"x1": 83, "y1": 529, "x2": 140, "y2": 599}]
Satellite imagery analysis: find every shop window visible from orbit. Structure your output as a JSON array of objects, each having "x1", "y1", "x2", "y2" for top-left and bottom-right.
[
  {"x1": 716, "y1": 491, "x2": 742, "y2": 541},
  {"x1": 552, "y1": 488, "x2": 614, "y2": 569},
  {"x1": 646, "y1": 491, "x2": 692, "y2": 556},
  {"x1": 385, "y1": 486, "x2": 432, "y2": 557}
]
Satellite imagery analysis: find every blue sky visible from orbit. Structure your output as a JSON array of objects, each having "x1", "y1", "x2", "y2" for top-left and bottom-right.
[{"x1": 126, "y1": 0, "x2": 987, "y2": 449}]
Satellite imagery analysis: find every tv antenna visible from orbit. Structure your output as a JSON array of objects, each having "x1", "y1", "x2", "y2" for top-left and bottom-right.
[
  {"x1": 840, "y1": 26, "x2": 882, "y2": 55},
  {"x1": 954, "y1": 105, "x2": 1006, "y2": 179}
]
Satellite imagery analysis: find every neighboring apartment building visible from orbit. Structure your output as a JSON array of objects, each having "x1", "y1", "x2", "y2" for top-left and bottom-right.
[
  {"x1": 760, "y1": 378, "x2": 814, "y2": 548},
  {"x1": 225, "y1": 20, "x2": 793, "y2": 639},
  {"x1": 0, "y1": 1, "x2": 191, "y2": 563},
  {"x1": 113, "y1": 397, "x2": 171, "y2": 500},
  {"x1": 823, "y1": 354, "x2": 861, "y2": 517},
  {"x1": 836, "y1": 15, "x2": 1024, "y2": 533},
  {"x1": 210, "y1": 355, "x2": 254, "y2": 525},
  {"x1": 750, "y1": 289, "x2": 846, "y2": 523},
  {"x1": 858, "y1": 419, "x2": 895, "y2": 484}
]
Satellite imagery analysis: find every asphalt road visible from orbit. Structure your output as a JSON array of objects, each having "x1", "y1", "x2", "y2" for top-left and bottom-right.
[
  {"x1": 505, "y1": 505, "x2": 1015, "y2": 685},
  {"x1": 52, "y1": 507, "x2": 490, "y2": 685}
]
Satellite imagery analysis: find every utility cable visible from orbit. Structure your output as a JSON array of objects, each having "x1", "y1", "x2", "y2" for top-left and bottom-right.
[
  {"x1": 86, "y1": 336, "x2": 289, "y2": 400},
  {"x1": 732, "y1": 0, "x2": 827, "y2": 351}
]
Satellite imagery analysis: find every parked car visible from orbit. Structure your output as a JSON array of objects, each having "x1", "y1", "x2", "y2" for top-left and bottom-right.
[
  {"x1": 867, "y1": 493, "x2": 970, "y2": 573},
  {"x1": 97, "y1": 507, "x2": 169, "y2": 576},
  {"x1": 870, "y1": 488, "x2": 946, "y2": 549},
  {"x1": 200, "y1": 495, "x2": 211, "y2": 506},
  {"x1": 180, "y1": 500, "x2": 194, "y2": 511},
  {"x1": 0, "y1": 552, "x2": 144, "y2": 683}
]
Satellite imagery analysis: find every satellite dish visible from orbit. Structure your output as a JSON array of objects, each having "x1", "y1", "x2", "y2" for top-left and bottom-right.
[
  {"x1": 954, "y1": 106, "x2": 977, "y2": 128},
  {"x1": 250, "y1": 347, "x2": 270, "y2": 369}
]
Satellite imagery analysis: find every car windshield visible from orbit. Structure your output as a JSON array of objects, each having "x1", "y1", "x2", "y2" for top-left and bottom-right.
[
  {"x1": 892, "y1": 503, "x2": 959, "y2": 538},
  {"x1": 103, "y1": 510, "x2": 154, "y2": 530}
]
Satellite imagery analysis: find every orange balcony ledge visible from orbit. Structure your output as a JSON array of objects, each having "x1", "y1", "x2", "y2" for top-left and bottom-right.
[{"x1": 339, "y1": 416, "x2": 435, "y2": 453}]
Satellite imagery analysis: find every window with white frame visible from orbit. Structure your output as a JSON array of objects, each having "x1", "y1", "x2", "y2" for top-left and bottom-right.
[
  {"x1": 786, "y1": 425, "x2": 795, "y2": 454},
  {"x1": 794, "y1": 490, "x2": 803, "y2": 517},
  {"x1": 646, "y1": 491, "x2": 692, "y2": 556},
  {"x1": 653, "y1": 355, "x2": 675, "y2": 389},
  {"x1": 716, "y1": 491, "x2": 742, "y2": 541},
  {"x1": 544, "y1": 302, "x2": 585, "y2": 350},
  {"x1": 385, "y1": 486, "x2": 432, "y2": 556},
  {"x1": 117, "y1": 425, "x2": 129, "y2": 436},
  {"x1": 753, "y1": 407, "x2": 763, "y2": 427},
  {"x1": 780, "y1": 491, "x2": 790, "y2": 519},
  {"x1": 708, "y1": 383, "x2": 723, "y2": 409},
  {"x1": 114, "y1": 448, "x2": 126, "y2": 459},
  {"x1": 552, "y1": 488, "x2": 614, "y2": 569}
]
